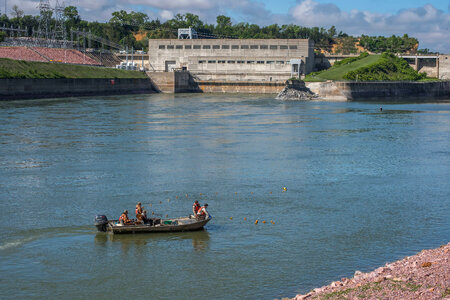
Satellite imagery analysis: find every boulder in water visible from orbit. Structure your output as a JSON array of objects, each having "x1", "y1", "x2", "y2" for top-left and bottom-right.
[{"x1": 276, "y1": 79, "x2": 318, "y2": 100}]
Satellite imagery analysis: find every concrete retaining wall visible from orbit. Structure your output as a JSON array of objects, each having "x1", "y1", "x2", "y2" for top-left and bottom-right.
[
  {"x1": 146, "y1": 71, "x2": 201, "y2": 93},
  {"x1": 306, "y1": 81, "x2": 450, "y2": 101},
  {"x1": 198, "y1": 80, "x2": 284, "y2": 94},
  {"x1": 0, "y1": 78, "x2": 155, "y2": 100},
  {"x1": 439, "y1": 55, "x2": 450, "y2": 80}
]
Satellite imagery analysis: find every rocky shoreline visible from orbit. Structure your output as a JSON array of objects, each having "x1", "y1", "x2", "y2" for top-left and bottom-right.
[{"x1": 292, "y1": 242, "x2": 450, "y2": 300}]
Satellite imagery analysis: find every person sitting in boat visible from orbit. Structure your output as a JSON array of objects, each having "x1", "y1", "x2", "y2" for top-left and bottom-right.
[
  {"x1": 192, "y1": 200, "x2": 201, "y2": 216},
  {"x1": 196, "y1": 203, "x2": 209, "y2": 220},
  {"x1": 119, "y1": 210, "x2": 132, "y2": 225},
  {"x1": 142, "y1": 210, "x2": 153, "y2": 225},
  {"x1": 136, "y1": 210, "x2": 151, "y2": 225}
]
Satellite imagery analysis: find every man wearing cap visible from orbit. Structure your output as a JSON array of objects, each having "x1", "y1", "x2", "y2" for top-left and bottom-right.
[{"x1": 196, "y1": 203, "x2": 209, "y2": 220}]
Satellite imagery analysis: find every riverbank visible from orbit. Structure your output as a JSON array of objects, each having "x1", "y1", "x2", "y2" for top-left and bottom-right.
[
  {"x1": 292, "y1": 242, "x2": 450, "y2": 299},
  {"x1": 0, "y1": 58, "x2": 155, "y2": 100},
  {"x1": 305, "y1": 80, "x2": 450, "y2": 101},
  {"x1": 0, "y1": 78, "x2": 154, "y2": 100},
  {"x1": 0, "y1": 58, "x2": 148, "y2": 79}
]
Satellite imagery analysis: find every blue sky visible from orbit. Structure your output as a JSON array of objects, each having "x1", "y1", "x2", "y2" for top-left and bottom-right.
[
  {"x1": 12, "y1": 0, "x2": 450, "y2": 52},
  {"x1": 263, "y1": 0, "x2": 449, "y2": 14}
]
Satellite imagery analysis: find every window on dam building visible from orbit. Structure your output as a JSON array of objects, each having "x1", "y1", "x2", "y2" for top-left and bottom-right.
[
  {"x1": 196, "y1": 59, "x2": 299, "y2": 65},
  {"x1": 156, "y1": 44, "x2": 300, "y2": 51}
]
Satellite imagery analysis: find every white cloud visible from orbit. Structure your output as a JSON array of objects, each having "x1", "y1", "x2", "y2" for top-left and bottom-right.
[
  {"x1": 128, "y1": 0, "x2": 214, "y2": 10},
  {"x1": 159, "y1": 10, "x2": 174, "y2": 20},
  {"x1": 289, "y1": 1, "x2": 450, "y2": 52}
]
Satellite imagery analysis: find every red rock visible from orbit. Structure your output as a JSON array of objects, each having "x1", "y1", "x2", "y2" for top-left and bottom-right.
[{"x1": 421, "y1": 262, "x2": 432, "y2": 267}]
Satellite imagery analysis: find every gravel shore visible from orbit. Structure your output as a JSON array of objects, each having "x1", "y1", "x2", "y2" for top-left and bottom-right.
[{"x1": 293, "y1": 242, "x2": 450, "y2": 300}]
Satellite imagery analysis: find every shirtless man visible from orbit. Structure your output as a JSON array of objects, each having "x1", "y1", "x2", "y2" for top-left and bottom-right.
[{"x1": 119, "y1": 210, "x2": 132, "y2": 224}]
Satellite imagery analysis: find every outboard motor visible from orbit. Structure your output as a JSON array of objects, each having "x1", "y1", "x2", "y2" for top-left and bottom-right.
[{"x1": 94, "y1": 215, "x2": 108, "y2": 232}]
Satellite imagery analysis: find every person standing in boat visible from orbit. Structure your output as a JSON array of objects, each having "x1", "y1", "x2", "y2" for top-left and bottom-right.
[
  {"x1": 192, "y1": 200, "x2": 201, "y2": 216},
  {"x1": 196, "y1": 203, "x2": 209, "y2": 220},
  {"x1": 119, "y1": 210, "x2": 132, "y2": 224},
  {"x1": 136, "y1": 202, "x2": 143, "y2": 217}
]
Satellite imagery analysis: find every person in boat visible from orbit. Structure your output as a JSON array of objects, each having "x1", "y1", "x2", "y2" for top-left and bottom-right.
[
  {"x1": 196, "y1": 203, "x2": 209, "y2": 220},
  {"x1": 136, "y1": 202, "x2": 143, "y2": 216},
  {"x1": 135, "y1": 209, "x2": 148, "y2": 225},
  {"x1": 119, "y1": 210, "x2": 132, "y2": 225},
  {"x1": 192, "y1": 200, "x2": 201, "y2": 216}
]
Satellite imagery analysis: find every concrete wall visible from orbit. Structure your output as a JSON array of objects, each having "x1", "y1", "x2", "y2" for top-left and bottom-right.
[
  {"x1": 148, "y1": 39, "x2": 314, "y2": 82},
  {"x1": 146, "y1": 71, "x2": 201, "y2": 93},
  {"x1": 439, "y1": 55, "x2": 450, "y2": 80},
  {"x1": 198, "y1": 80, "x2": 284, "y2": 94},
  {"x1": 306, "y1": 81, "x2": 450, "y2": 101},
  {"x1": 0, "y1": 78, "x2": 155, "y2": 100},
  {"x1": 146, "y1": 72, "x2": 175, "y2": 93}
]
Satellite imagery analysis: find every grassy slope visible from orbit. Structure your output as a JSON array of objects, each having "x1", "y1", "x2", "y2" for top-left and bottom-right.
[
  {"x1": 0, "y1": 58, "x2": 148, "y2": 79},
  {"x1": 305, "y1": 55, "x2": 381, "y2": 82}
]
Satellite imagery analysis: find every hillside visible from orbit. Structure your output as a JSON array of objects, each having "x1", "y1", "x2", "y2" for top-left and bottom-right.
[
  {"x1": 0, "y1": 58, "x2": 148, "y2": 79},
  {"x1": 305, "y1": 52, "x2": 429, "y2": 82},
  {"x1": 344, "y1": 52, "x2": 427, "y2": 81},
  {"x1": 305, "y1": 54, "x2": 382, "y2": 82}
]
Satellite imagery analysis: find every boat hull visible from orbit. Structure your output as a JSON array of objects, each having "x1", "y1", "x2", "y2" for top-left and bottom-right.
[{"x1": 105, "y1": 216, "x2": 211, "y2": 234}]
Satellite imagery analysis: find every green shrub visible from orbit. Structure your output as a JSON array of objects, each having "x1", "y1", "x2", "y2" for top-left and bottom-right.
[
  {"x1": 334, "y1": 52, "x2": 369, "y2": 67},
  {"x1": 344, "y1": 52, "x2": 427, "y2": 81},
  {"x1": 0, "y1": 31, "x2": 6, "y2": 42}
]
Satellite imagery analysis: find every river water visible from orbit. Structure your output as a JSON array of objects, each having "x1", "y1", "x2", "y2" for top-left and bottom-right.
[{"x1": 0, "y1": 94, "x2": 449, "y2": 299}]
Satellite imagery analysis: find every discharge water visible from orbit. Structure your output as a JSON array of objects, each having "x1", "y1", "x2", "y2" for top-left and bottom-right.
[{"x1": 0, "y1": 94, "x2": 449, "y2": 299}]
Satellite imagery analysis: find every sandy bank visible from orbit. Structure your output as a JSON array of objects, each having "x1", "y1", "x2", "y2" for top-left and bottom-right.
[{"x1": 293, "y1": 242, "x2": 450, "y2": 299}]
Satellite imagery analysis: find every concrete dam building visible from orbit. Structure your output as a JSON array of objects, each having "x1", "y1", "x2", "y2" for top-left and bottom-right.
[{"x1": 148, "y1": 39, "x2": 315, "y2": 82}]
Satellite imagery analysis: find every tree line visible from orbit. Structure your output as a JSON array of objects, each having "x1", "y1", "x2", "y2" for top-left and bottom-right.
[{"x1": 0, "y1": 6, "x2": 423, "y2": 53}]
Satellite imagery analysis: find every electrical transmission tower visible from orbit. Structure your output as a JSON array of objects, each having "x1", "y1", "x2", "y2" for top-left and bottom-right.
[
  {"x1": 38, "y1": 0, "x2": 52, "y2": 40},
  {"x1": 54, "y1": 0, "x2": 66, "y2": 46}
]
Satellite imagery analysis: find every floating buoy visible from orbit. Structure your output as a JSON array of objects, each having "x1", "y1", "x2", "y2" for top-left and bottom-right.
[
  {"x1": 251, "y1": 192, "x2": 253, "y2": 195},
  {"x1": 235, "y1": 192, "x2": 237, "y2": 195},
  {"x1": 230, "y1": 217, "x2": 233, "y2": 220},
  {"x1": 186, "y1": 194, "x2": 188, "y2": 198},
  {"x1": 282, "y1": 187, "x2": 287, "y2": 192},
  {"x1": 255, "y1": 220, "x2": 259, "y2": 224},
  {"x1": 150, "y1": 204, "x2": 152, "y2": 207},
  {"x1": 244, "y1": 217, "x2": 246, "y2": 221},
  {"x1": 176, "y1": 196, "x2": 178, "y2": 199},
  {"x1": 271, "y1": 220, "x2": 275, "y2": 224},
  {"x1": 200, "y1": 193, "x2": 203, "y2": 196},
  {"x1": 263, "y1": 220, "x2": 266, "y2": 224},
  {"x1": 269, "y1": 191, "x2": 272, "y2": 194},
  {"x1": 159, "y1": 201, "x2": 162, "y2": 204},
  {"x1": 152, "y1": 211, "x2": 154, "y2": 215}
]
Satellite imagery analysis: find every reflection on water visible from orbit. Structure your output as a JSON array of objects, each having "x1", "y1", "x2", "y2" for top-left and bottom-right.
[{"x1": 94, "y1": 230, "x2": 210, "y2": 252}]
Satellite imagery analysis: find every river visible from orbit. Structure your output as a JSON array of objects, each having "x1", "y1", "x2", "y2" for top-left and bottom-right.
[{"x1": 0, "y1": 94, "x2": 449, "y2": 299}]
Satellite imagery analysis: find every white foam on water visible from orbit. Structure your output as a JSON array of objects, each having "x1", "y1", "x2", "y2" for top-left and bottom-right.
[{"x1": 0, "y1": 237, "x2": 36, "y2": 251}]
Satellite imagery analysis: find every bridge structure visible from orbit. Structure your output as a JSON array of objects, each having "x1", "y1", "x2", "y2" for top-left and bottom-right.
[{"x1": 398, "y1": 54, "x2": 441, "y2": 78}]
